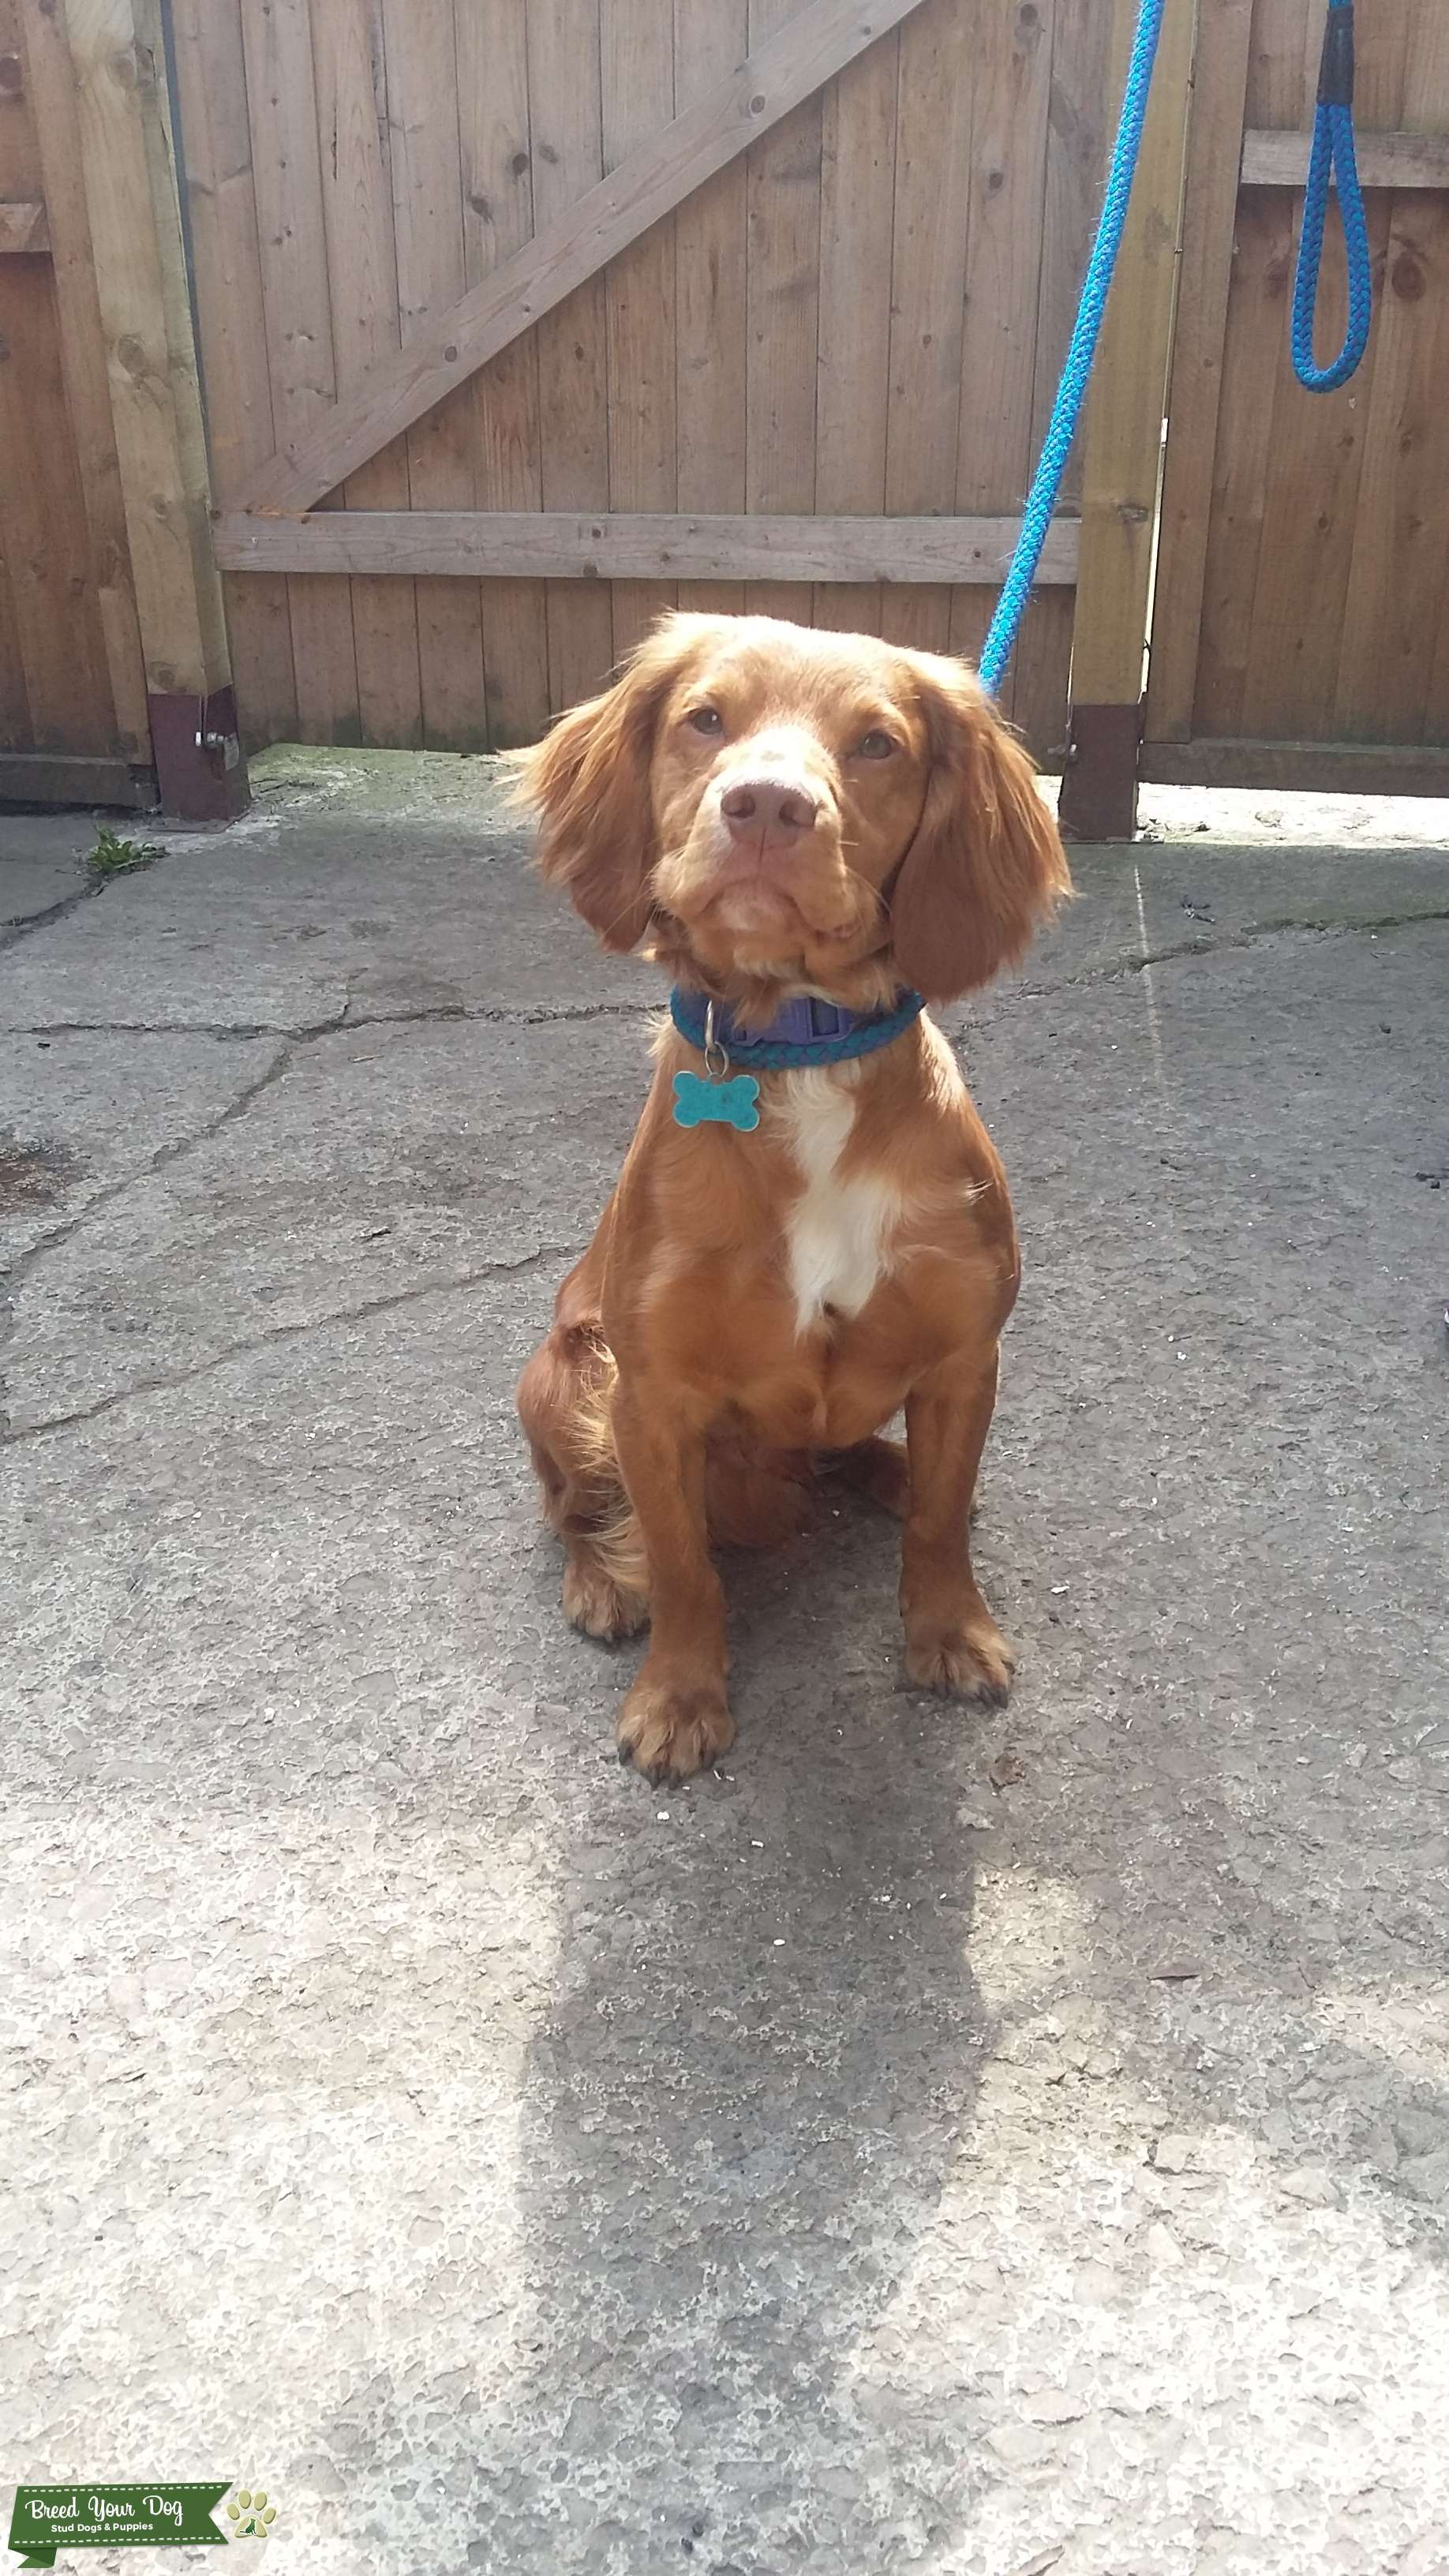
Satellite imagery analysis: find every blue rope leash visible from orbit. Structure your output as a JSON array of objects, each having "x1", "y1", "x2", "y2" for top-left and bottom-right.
[
  {"x1": 1290, "y1": 0, "x2": 1372, "y2": 392},
  {"x1": 978, "y1": 0, "x2": 1167, "y2": 698}
]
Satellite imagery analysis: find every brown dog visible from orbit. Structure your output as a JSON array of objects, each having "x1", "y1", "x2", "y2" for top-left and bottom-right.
[{"x1": 514, "y1": 612, "x2": 1069, "y2": 1783}]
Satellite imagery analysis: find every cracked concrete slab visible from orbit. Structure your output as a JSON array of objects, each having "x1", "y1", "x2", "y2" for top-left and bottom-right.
[
  {"x1": 1, "y1": 1016, "x2": 645, "y2": 1435},
  {"x1": 1, "y1": 1030, "x2": 286, "y2": 1274},
  {"x1": 2, "y1": 754, "x2": 1448, "y2": 2576},
  {"x1": 0, "y1": 769, "x2": 651, "y2": 1038}
]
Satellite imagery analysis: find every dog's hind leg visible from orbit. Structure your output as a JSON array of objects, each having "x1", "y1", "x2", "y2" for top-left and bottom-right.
[{"x1": 516, "y1": 1316, "x2": 650, "y2": 1642}]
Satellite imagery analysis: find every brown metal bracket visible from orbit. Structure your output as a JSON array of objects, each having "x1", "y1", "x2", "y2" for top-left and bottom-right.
[
  {"x1": 1058, "y1": 700, "x2": 1143, "y2": 842},
  {"x1": 147, "y1": 686, "x2": 250, "y2": 824}
]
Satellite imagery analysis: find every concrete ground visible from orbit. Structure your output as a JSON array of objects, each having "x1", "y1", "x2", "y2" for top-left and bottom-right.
[{"x1": 2, "y1": 752, "x2": 1447, "y2": 2576}]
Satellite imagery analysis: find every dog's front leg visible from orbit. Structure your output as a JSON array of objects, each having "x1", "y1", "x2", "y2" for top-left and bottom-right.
[
  {"x1": 611, "y1": 1378, "x2": 733, "y2": 1784},
  {"x1": 900, "y1": 1344, "x2": 1015, "y2": 1705}
]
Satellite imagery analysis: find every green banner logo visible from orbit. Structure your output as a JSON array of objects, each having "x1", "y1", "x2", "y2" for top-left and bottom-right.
[{"x1": 8, "y1": 2488, "x2": 231, "y2": 2568}]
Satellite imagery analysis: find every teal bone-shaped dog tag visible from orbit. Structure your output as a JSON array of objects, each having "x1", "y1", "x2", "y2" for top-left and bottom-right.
[{"x1": 672, "y1": 1069, "x2": 760, "y2": 1132}]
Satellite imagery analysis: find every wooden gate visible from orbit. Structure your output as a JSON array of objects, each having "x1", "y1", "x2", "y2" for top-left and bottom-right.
[
  {"x1": 1147, "y1": 0, "x2": 1449, "y2": 799},
  {"x1": 0, "y1": 0, "x2": 152, "y2": 805},
  {"x1": 11, "y1": 0, "x2": 1446, "y2": 822},
  {"x1": 0, "y1": 0, "x2": 248, "y2": 818},
  {"x1": 177, "y1": 0, "x2": 1128, "y2": 765}
]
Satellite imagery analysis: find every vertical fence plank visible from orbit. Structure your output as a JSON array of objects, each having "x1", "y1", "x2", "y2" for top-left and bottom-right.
[
  {"x1": 881, "y1": 0, "x2": 973, "y2": 656},
  {"x1": 0, "y1": 531, "x2": 31, "y2": 751},
  {"x1": 813, "y1": 27, "x2": 898, "y2": 639},
  {"x1": 1410, "y1": 14, "x2": 1449, "y2": 746},
  {"x1": 1240, "y1": 0, "x2": 1407, "y2": 741},
  {"x1": 0, "y1": 259, "x2": 114, "y2": 752},
  {"x1": 1010, "y1": 0, "x2": 1111, "y2": 747},
  {"x1": 528, "y1": 0, "x2": 615, "y2": 712},
  {"x1": 169, "y1": 0, "x2": 296, "y2": 750},
  {"x1": 745, "y1": 0, "x2": 821, "y2": 627},
  {"x1": 381, "y1": 0, "x2": 486, "y2": 747},
  {"x1": 0, "y1": 0, "x2": 111, "y2": 756},
  {"x1": 240, "y1": 0, "x2": 358, "y2": 741},
  {"x1": 1193, "y1": 189, "x2": 1293, "y2": 735},
  {"x1": 1061, "y1": 0, "x2": 1196, "y2": 834},
  {"x1": 952, "y1": 0, "x2": 1054, "y2": 724},
  {"x1": 21, "y1": 0, "x2": 148, "y2": 758},
  {"x1": 1334, "y1": 7, "x2": 1449, "y2": 744},
  {"x1": 457, "y1": 0, "x2": 550, "y2": 747},
  {"x1": 1145, "y1": 0, "x2": 1254, "y2": 744},
  {"x1": 313, "y1": 0, "x2": 422, "y2": 748},
  {"x1": 602, "y1": 0, "x2": 677, "y2": 661},
  {"x1": 1237, "y1": 203, "x2": 1389, "y2": 737},
  {"x1": 673, "y1": 0, "x2": 748, "y2": 620}
]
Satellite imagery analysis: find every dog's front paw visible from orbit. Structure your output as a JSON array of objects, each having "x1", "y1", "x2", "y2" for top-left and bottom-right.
[
  {"x1": 617, "y1": 1666, "x2": 735, "y2": 1784},
  {"x1": 904, "y1": 1601, "x2": 1015, "y2": 1705}
]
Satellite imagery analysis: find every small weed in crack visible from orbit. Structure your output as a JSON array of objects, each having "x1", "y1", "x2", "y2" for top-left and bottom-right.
[{"x1": 87, "y1": 828, "x2": 163, "y2": 883}]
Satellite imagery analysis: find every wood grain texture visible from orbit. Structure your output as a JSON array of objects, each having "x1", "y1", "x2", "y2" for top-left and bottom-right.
[
  {"x1": 1011, "y1": 0, "x2": 1112, "y2": 748},
  {"x1": 0, "y1": 254, "x2": 114, "y2": 749},
  {"x1": 233, "y1": 0, "x2": 928, "y2": 518},
  {"x1": 1331, "y1": 192, "x2": 1449, "y2": 742},
  {"x1": 1140, "y1": 736, "x2": 1449, "y2": 792},
  {"x1": 0, "y1": 529, "x2": 31, "y2": 751},
  {"x1": 953, "y1": 0, "x2": 1054, "y2": 724},
  {"x1": 381, "y1": 0, "x2": 485, "y2": 748},
  {"x1": 1242, "y1": 127, "x2": 1449, "y2": 187},
  {"x1": 168, "y1": 0, "x2": 295, "y2": 747},
  {"x1": 1069, "y1": 0, "x2": 1196, "y2": 709},
  {"x1": 215, "y1": 511, "x2": 1080, "y2": 583},
  {"x1": 1336, "y1": 9, "x2": 1449, "y2": 742},
  {"x1": 1238, "y1": 2, "x2": 1406, "y2": 741},
  {"x1": 458, "y1": 0, "x2": 549, "y2": 746},
  {"x1": 881, "y1": 0, "x2": 974, "y2": 657},
  {"x1": 1407, "y1": 10, "x2": 1449, "y2": 744},
  {"x1": 1245, "y1": 0, "x2": 1312, "y2": 127},
  {"x1": 1147, "y1": 0, "x2": 1255, "y2": 743},
  {"x1": 20, "y1": 0, "x2": 148, "y2": 754},
  {"x1": 673, "y1": 0, "x2": 748, "y2": 618},
  {"x1": 602, "y1": 0, "x2": 676, "y2": 658},
  {"x1": 240, "y1": 0, "x2": 358, "y2": 737},
  {"x1": 67, "y1": 0, "x2": 230, "y2": 708},
  {"x1": 744, "y1": 0, "x2": 822, "y2": 627},
  {"x1": 528, "y1": 0, "x2": 616, "y2": 712},
  {"x1": 813, "y1": 25, "x2": 897, "y2": 638},
  {"x1": 1192, "y1": 189, "x2": 1293, "y2": 734},
  {"x1": 0, "y1": 747, "x2": 154, "y2": 803},
  {"x1": 313, "y1": 0, "x2": 422, "y2": 747}
]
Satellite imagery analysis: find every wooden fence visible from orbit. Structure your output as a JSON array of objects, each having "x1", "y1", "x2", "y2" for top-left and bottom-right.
[
  {"x1": 2, "y1": 0, "x2": 1447, "y2": 826},
  {"x1": 1147, "y1": 0, "x2": 1449, "y2": 802},
  {"x1": 0, "y1": 0, "x2": 154, "y2": 807},
  {"x1": 178, "y1": 0, "x2": 1118, "y2": 769}
]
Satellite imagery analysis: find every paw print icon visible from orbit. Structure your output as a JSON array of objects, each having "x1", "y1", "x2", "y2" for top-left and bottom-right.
[{"x1": 227, "y1": 2488, "x2": 278, "y2": 2540}]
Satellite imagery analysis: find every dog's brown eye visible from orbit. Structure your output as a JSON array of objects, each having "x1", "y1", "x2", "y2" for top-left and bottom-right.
[
  {"x1": 686, "y1": 705, "x2": 724, "y2": 736},
  {"x1": 855, "y1": 728, "x2": 897, "y2": 760}
]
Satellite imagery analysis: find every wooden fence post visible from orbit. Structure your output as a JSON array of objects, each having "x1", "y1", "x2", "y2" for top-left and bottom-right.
[
  {"x1": 58, "y1": 0, "x2": 247, "y2": 819},
  {"x1": 1058, "y1": 0, "x2": 1198, "y2": 841}
]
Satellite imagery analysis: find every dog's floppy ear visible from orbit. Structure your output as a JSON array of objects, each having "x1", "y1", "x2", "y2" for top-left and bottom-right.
[
  {"x1": 510, "y1": 614, "x2": 712, "y2": 953},
  {"x1": 888, "y1": 650, "x2": 1071, "y2": 1002}
]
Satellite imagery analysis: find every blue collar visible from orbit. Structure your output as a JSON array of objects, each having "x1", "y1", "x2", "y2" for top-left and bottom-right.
[{"x1": 669, "y1": 984, "x2": 924, "y2": 1072}]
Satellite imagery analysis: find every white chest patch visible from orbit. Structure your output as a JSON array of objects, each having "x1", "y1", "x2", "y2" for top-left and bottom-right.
[{"x1": 776, "y1": 1067, "x2": 901, "y2": 1339}]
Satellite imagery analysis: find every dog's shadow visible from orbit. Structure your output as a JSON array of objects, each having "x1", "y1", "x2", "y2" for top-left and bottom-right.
[{"x1": 464, "y1": 1490, "x2": 994, "y2": 2568}]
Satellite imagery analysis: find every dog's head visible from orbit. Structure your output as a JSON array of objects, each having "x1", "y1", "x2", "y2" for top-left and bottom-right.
[{"x1": 512, "y1": 611, "x2": 1069, "y2": 1005}]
